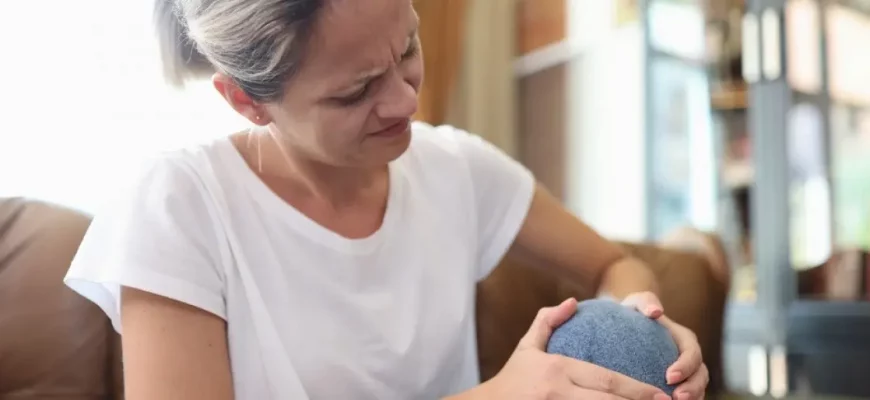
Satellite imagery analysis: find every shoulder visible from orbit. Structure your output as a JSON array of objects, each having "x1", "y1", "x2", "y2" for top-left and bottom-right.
[
  {"x1": 65, "y1": 142, "x2": 233, "y2": 332},
  {"x1": 408, "y1": 121, "x2": 472, "y2": 155},
  {"x1": 407, "y1": 121, "x2": 529, "y2": 178},
  {"x1": 93, "y1": 139, "x2": 234, "y2": 235},
  {"x1": 400, "y1": 122, "x2": 479, "y2": 184},
  {"x1": 123, "y1": 140, "x2": 228, "y2": 203},
  {"x1": 406, "y1": 121, "x2": 494, "y2": 168}
]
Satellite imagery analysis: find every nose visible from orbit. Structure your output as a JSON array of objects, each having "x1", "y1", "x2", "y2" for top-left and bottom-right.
[{"x1": 373, "y1": 71, "x2": 418, "y2": 120}]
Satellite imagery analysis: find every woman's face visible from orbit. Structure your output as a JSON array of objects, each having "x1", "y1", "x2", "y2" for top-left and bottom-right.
[{"x1": 264, "y1": 0, "x2": 423, "y2": 168}]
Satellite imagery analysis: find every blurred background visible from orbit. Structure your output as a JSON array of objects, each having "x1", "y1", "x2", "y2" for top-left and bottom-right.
[{"x1": 1, "y1": 0, "x2": 870, "y2": 398}]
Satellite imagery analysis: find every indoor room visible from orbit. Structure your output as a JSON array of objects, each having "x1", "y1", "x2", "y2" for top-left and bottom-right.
[{"x1": 1, "y1": 0, "x2": 869, "y2": 398}]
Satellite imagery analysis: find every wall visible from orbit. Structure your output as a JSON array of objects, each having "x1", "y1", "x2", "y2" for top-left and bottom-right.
[{"x1": 519, "y1": 65, "x2": 568, "y2": 200}]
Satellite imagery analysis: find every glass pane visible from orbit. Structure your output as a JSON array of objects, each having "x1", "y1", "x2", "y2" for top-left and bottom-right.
[
  {"x1": 706, "y1": 0, "x2": 755, "y2": 304},
  {"x1": 648, "y1": 0, "x2": 707, "y2": 61},
  {"x1": 827, "y1": 5, "x2": 870, "y2": 106},
  {"x1": 786, "y1": 0, "x2": 823, "y2": 94},
  {"x1": 831, "y1": 107, "x2": 870, "y2": 248},
  {"x1": 832, "y1": 106, "x2": 870, "y2": 248},
  {"x1": 648, "y1": 57, "x2": 717, "y2": 238},
  {"x1": 796, "y1": 105, "x2": 870, "y2": 302},
  {"x1": 717, "y1": 113, "x2": 756, "y2": 304},
  {"x1": 787, "y1": 103, "x2": 832, "y2": 274},
  {"x1": 794, "y1": 3, "x2": 870, "y2": 303}
]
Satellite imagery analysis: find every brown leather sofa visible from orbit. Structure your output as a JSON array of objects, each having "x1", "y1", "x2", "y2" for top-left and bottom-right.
[
  {"x1": 0, "y1": 198, "x2": 124, "y2": 399},
  {"x1": 0, "y1": 197, "x2": 729, "y2": 398}
]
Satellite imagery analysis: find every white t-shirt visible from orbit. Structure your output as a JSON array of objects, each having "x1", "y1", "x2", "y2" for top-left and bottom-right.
[{"x1": 64, "y1": 122, "x2": 535, "y2": 399}]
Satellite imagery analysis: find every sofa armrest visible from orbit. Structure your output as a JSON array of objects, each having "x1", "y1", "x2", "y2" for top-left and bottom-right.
[
  {"x1": 618, "y1": 242, "x2": 728, "y2": 393},
  {"x1": 0, "y1": 198, "x2": 119, "y2": 398}
]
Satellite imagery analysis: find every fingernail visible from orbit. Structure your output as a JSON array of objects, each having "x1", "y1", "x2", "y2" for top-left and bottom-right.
[
  {"x1": 675, "y1": 391, "x2": 690, "y2": 400},
  {"x1": 667, "y1": 371, "x2": 682, "y2": 384},
  {"x1": 654, "y1": 394, "x2": 671, "y2": 400}
]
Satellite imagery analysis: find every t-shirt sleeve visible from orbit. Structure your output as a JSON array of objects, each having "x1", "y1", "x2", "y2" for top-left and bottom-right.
[
  {"x1": 449, "y1": 127, "x2": 535, "y2": 281},
  {"x1": 64, "y1": 155, "x2": 227, "y2": 334}
]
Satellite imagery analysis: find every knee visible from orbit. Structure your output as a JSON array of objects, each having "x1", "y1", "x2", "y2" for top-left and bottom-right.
[{"x1": 546, "y1": 298, "x2": 678, "y2": 394}]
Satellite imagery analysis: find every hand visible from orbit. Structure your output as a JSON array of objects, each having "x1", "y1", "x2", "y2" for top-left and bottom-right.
[
  {"x1": 621, "y1": 292, "x2": 710, "y2": 400},
  {"x1": 475, "y1": 298, "x2": 671, "y2": 400}
]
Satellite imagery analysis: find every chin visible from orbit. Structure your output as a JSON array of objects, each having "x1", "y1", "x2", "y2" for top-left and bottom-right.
[
  {"x1": 379, "y1": 129, "x2": 413, "y2": 163},
  {"x1": 363, "y1": 127, "x2": 412, "y2": 165}
]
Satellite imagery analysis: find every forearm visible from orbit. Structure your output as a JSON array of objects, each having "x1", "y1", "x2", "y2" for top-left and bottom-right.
[
  {"x1": 597, "y1": 255, "x2": 660, "y2": 300},
  {"x1": 511, "y1": 184, "x2": 661, "y2": 299}
]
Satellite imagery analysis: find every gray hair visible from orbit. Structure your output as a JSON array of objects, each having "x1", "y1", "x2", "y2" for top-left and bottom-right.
[{"x1": 154, "y1": 0, "x2": 322, "y2": 101}]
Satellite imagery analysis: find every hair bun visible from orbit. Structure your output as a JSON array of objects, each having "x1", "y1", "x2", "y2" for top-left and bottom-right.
[{"x1": 153, "y1": 0, "x2": 216, "y2": 87}]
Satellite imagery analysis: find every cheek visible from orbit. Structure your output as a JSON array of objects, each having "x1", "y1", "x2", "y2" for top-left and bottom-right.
[{"x1": 318, "y1": 107, "x2": 370, "y2": 145}]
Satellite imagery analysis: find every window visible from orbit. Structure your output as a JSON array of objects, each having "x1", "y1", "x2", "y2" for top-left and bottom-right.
[{"x1": 0, "y1": 1, "x2": 249, "y2": 213}]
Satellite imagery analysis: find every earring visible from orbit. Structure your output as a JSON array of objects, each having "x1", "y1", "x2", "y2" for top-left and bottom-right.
[{"x1": 256, "y1": 128, "x2": 263, "y2": 173}]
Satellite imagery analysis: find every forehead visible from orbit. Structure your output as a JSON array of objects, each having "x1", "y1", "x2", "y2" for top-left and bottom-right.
[{"x1": 296, "y1": 0, "x2": 416, "y2": 87}]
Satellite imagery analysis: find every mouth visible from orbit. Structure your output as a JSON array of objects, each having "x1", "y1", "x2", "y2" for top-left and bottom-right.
[{"x1": 370, "y1": 119, "x2": 410, "y2": 138}]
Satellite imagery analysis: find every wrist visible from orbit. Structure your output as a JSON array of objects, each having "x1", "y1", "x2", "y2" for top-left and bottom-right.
[
  {"x1": 596, "y1": 292, "x2": 618, "y2": 302},
  {"x1": 597, "y1": 256, "x2": 660, "y2": 299}
]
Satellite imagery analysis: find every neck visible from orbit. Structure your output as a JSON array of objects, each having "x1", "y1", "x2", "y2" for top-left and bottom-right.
[{"x1": 242, "y1": 131, "x2": 385, "y2": 207}]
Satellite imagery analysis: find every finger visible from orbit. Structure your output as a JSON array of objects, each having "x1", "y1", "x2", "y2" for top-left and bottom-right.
[
  {"x1": 658, "y1": 316, "x2": 703, "y2": 385},
  {"x1": 672, "y1": 363, "x2": 709, "y2": 400},
  {"x1": 517, "y1": 298, "x2": 578, "y2": 351},
  {"x1": 621, "y1": 291, "x2": 664, "y2": 319},
  {"x1": 563, "y1": 386, "x2": 632, "y2": 400},
  {"x1": 561, "y1": 356, "x2": 670, "y2": 400}
]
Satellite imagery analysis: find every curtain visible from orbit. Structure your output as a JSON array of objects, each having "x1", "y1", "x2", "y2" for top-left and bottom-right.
[
  {"x1": 414, "y1": 0, "x2": 467, "y2": 125},
  {"x1": 0, "y1": 1, "x2": 248, "y2": 213},
  {"x1": 446, "y1": 0, "x2": 519, "y2": 156}
]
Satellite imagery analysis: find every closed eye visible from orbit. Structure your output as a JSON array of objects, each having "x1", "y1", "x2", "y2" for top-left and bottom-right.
[
  {"x1": 333, "y1": 37, "x2": 420, "y2": 107},
  {"x1": 402, "y1": 37, "x2": 419, "y2": 60},
  {"x1": 334, "y1": 84, "x2": 372, "y2": 106}
]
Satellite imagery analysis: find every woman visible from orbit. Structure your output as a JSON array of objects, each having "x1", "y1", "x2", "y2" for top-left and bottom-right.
[{"x1": 64, "y1": 0, "x2": 709, "y2": 398}]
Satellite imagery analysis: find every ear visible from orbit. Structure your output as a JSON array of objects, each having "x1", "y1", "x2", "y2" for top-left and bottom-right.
[{"x1": 212, "y1": 73, "x2": 271, "y2": 126}]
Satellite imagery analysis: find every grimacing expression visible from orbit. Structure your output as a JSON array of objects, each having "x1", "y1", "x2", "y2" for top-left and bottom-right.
[{"x1": 264, "y1": 0, "x2": 423, "y2": 168}]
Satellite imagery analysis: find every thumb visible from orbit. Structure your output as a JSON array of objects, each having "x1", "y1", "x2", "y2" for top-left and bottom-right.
[
  {"x1": 621, "y1": 291, "x2": 665, "y2": 319},
  {"x1": 517, "y1": 298, "x2": 578, "y2": 351}
]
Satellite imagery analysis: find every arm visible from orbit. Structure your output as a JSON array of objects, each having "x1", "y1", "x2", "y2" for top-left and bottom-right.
[
  {"x1": 60, "y1": 157, "x2": 236, "y2": 399},
  {"x1": 121, "y1": 287, "x2": 233, "y2": 400},
  {"x1": 506, "y1": 183, "x2": 660, "y2": 299},
  {"x1": 508, "y1": 184, "x2": 711, "y2": 398}
]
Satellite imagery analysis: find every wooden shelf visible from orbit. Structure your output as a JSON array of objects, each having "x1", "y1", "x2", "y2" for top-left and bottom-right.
[
  {"x1": 711, "y1": 85, "x2": 748, "y2": 111},
  {"x1": 725, "y1": 301, "x2": 870, "y2": 350},
  {"x1": 514, "y1": 39, "x2": 588, "y2": 77},
  {"x1": 790, "y1": 300, "x2": 870, "y2": 318},
  {"x1": 788, "y1": 300, "x2": 870, "y2": 353}
]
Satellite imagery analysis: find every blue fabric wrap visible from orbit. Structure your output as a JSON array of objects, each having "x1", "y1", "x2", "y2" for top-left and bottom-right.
[{"x1": 545, "y1": 299, "x2": 679, "y2": 394}]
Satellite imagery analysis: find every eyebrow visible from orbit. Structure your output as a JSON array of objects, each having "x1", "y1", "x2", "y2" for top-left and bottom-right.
[
  {"x1": 344, "y1": 68, "x2": 388, "y2": 93},
  {"x1": 336, "y1": 27, "x2": 419, "y2": 94}
]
